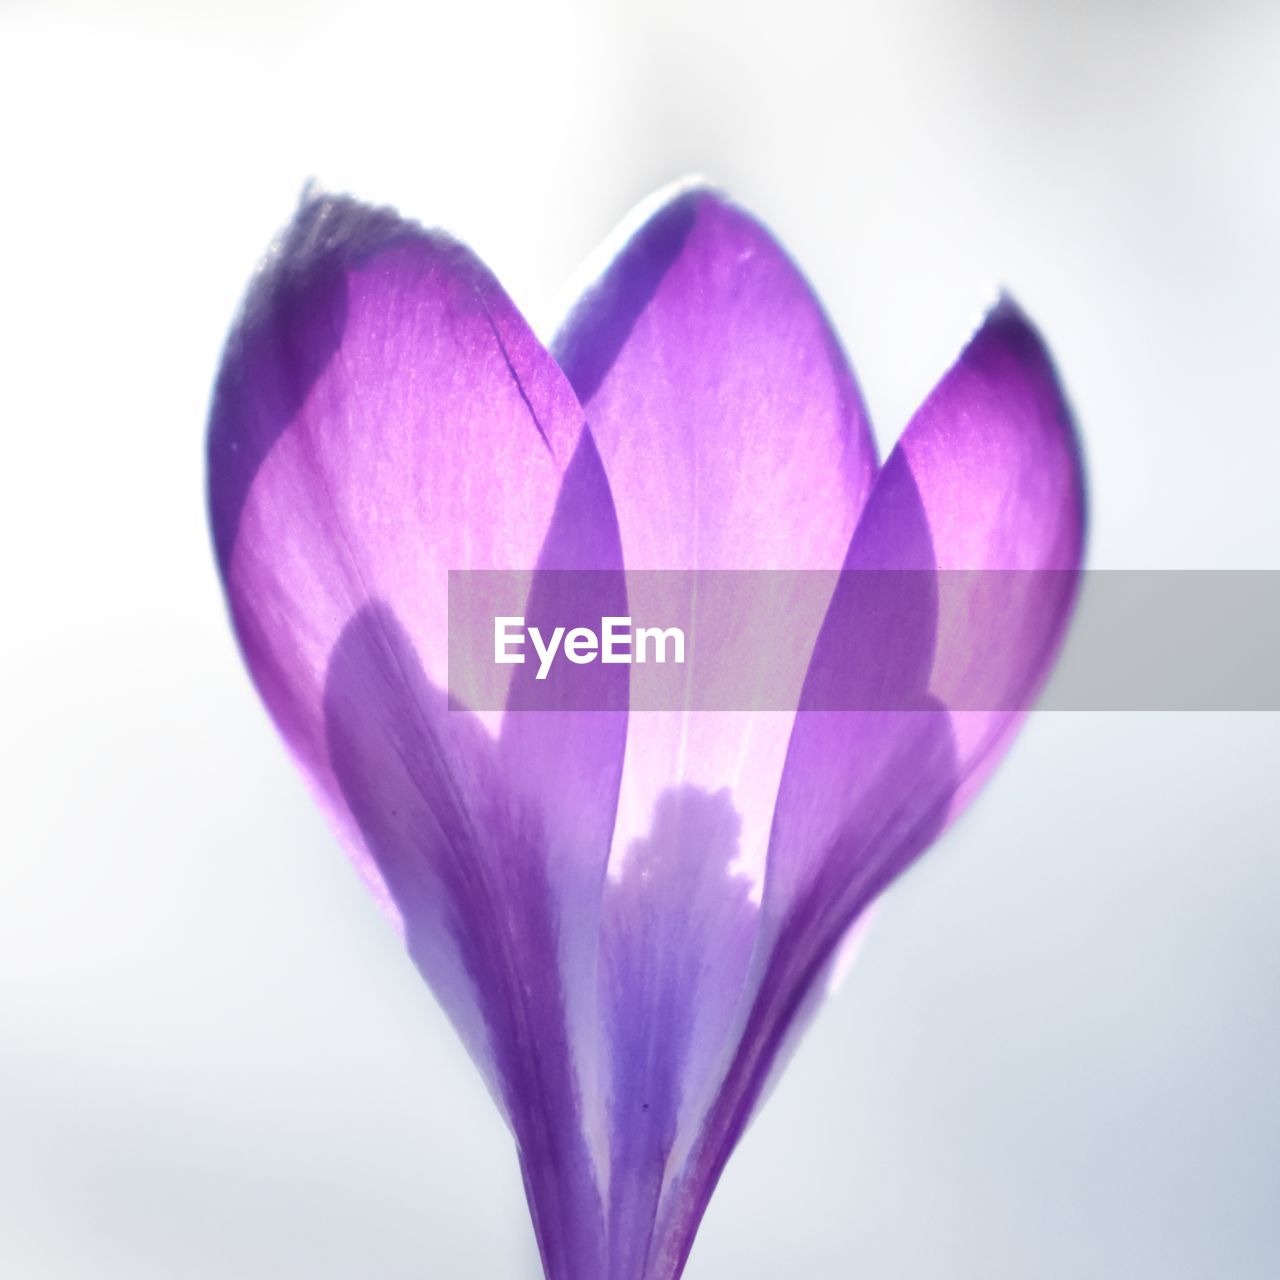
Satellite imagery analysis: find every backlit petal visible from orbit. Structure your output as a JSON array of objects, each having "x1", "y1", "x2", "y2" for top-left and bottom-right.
[
  {"x1": 209, "y1": 193, "x2": 624, "y2": 1279},
  {"x1": 554, "y1": 183, "x2": 878, "y2": 1277},
  {"x1": 651, "y1": 297, "x2": 1086, "y2": 1280}
]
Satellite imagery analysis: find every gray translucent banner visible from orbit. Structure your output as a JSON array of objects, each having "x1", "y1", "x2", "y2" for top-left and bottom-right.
[{"x1": 447, "y1": 570, "x2": 1280, "y2": 712}]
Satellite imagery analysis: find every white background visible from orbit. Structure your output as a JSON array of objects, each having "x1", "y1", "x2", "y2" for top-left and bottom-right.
[{"x1": 2, "y1": 0, "x2": 1277, "y2": 1275}]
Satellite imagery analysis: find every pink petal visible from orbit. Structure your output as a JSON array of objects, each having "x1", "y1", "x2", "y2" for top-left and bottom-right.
[
  {"x1": 652, "y1": 297, "x2": 1086, "y2": 1280},
  {"x1": 209, "y1": 194, "x2": 624, "y2": 1278},
  {"x1": 553, "y1": 184, "x2": 879, "y2": 1276}
]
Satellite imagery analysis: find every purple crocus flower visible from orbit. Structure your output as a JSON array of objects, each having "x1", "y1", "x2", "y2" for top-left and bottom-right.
[{"x1": 208, "y1": 183, "x2": 1084, "y2": 1280}]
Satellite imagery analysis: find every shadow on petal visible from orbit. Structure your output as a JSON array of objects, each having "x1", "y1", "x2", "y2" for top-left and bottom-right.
[
  {"x1": 601, "y1": 785, "x2": 757, "y2": 1280},
  {"x1": 323, "y1": 602, "x2": 606, "y2": 1280},
  {"x1": 208, "y1": 194, "x2": 413, "y2": 569},
  {"x1": 648, "y1": 465, "x2": 961, "y2": 1280}
]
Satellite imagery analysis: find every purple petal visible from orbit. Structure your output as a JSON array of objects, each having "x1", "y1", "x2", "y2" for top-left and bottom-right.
[
  {"x1": 651, "y1": 298, "x2": 1086, "y2": 1279},
  {"x1": 600, "y1": 786, "x2": 757, "y2": 1279},
  {"x1": 555, "y1": 183, "x2": 875, "y2": 574},
  {"x1": 553, "y1": 184, "x2": 879, "y2": 1276},
  {"x1": 209, "y1": 194, "x2": 624, "y2": 1278}
]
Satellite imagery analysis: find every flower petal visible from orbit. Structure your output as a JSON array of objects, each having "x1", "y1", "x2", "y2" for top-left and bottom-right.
[
  {"x1": 553, "y1": 184, "x2": 879, "y2": 1276},
  {"x1": 651, "y1": 298, "x2": 1086, "y2": 1280},
  {"x1": 555, "y1": 182, "x2": 876, "y2": 574},
  {"x1": 208, "y1": 194, "x2": 624, "y2": 1278}
]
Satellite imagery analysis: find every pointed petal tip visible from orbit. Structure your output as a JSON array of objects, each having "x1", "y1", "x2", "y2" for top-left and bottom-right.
[
  {"x1": 975, "y1": 289, "x2": 1060, "y2": 377},
  {"x1": 967, "y1": 289, "x2": 1049, "y2": 362},
  {"x1": 952, "y1": 289, "x2": 1087, "y2": 551},
  {"x1": 952, "y1": 291, "x2": 1054, "y2": 368},
  {"x1": 989, "y1": 290, "x2": 1089, "y2": 551},
  {"x1": 988, "y1": 286, "x2": 1025, "y2": 320}
]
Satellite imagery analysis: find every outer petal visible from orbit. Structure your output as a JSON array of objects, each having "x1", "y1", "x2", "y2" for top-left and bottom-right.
[
  {"x1": 208, "y1": 194, "x2": 623, "y2": 1278},
  {"x1": 652, "y1": 298, "x2": 1087, "y2": 1279},
  {"x1": 553, "y1": 184, "x2": 878, "y2": 1277}
]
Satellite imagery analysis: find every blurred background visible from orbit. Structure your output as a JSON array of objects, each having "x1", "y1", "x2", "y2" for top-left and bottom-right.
[{"x1": 1, "y1": 0, "x2": 1277, "y2": 1275}]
